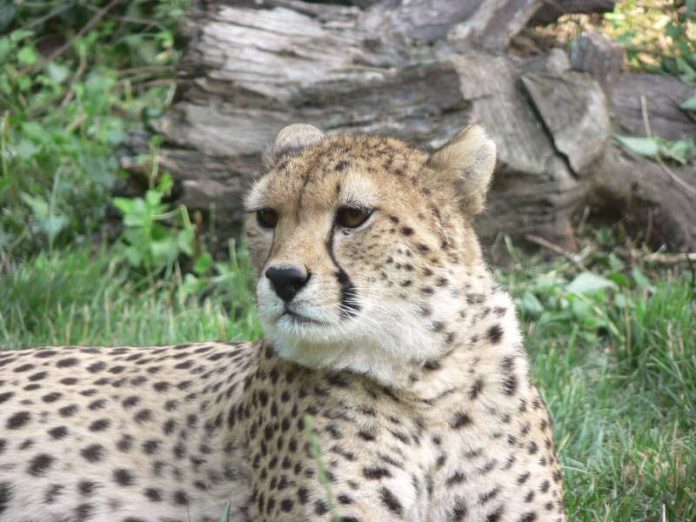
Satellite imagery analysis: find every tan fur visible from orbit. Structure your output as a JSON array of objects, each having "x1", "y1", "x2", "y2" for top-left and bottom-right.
[{"x1": 0, "y1": 125, "x2": 565, "y2": 522}]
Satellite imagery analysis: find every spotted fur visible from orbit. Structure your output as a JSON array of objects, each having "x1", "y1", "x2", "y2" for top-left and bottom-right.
[{"x1": 0, "y1": 125, "x2": 565, "y2": 521}]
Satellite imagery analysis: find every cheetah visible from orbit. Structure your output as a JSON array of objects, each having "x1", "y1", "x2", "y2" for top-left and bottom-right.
[{"x1": 0, "y1": 124, "x2": 566, "y2": 521}]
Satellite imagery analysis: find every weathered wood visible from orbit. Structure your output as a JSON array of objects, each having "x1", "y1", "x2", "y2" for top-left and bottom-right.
[
  {"x1": 530, "y1": 0, "x2": 616, "y2": 25},
  {"x1": 448, "y1": 0, "x2": 542, "y2": 50},
  {"x1": 124, "y1": 0, "x2": 696, "y2": 256},
  {"x1": 588, "y1": 151, "x2": 696, "y2": 250},
  {"x1": 522, "y1": 70, "x2": 611, "y2": 174},
  {"x1": 570, "y1": 31, "x2": 624, "y2": 94},
  {"x1": 611, "y1": 73, "x2": 696, "y2": 141}
]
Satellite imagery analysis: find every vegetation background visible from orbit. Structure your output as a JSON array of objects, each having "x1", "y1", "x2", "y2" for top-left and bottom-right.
[{"x1": 0, "y1": 0, "x2": 694, "y2": 520}]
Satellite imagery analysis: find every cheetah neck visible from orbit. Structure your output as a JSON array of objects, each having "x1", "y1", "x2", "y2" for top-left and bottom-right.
[
  {"x1": 268, "y1": 267, "x2": 528, "y2": 404},
  {"x1": 394, "y1": 282, "x2": 528, "y2": 403}
]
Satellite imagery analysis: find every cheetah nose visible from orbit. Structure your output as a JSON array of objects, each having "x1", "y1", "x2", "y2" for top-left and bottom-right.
[{"x1": 265, "y1": 265, "x2": 311, "y2": 303}]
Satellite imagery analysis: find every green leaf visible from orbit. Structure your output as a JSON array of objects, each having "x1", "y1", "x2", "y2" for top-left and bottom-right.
[
  {"x1": 39, "y1": 215, "x2": 68, "y2": 241},
  {"x1": 0, "y1": 37, "x2": 13, "y2": 62},
  {"x1": 518, "y1": 291, "x2": 545, "y2": 318},
  {"x1": 47, "y1": 62, "x2": 70, "y2": 84},
  {"x1": 608, "y1": 253, "x2": 625, "y2": 271},
  {"x1": 15, "y1": 139, "x2": 40, "y2": 160},
  {"x1": 17, "y1": 45, "x2": 38, "y2": 66},
  {"x1": 112, "y1": 197, "x2": 135, "y2": 216},
  {"x1": 631, "y1": 267, "x2": 656, "y2": 293},
  {"x1": 159, "y1": 173, "x2": 173, "y2": 195},
  {"x1": 219, "y1": 501, "x2": 231, "y2": 522},
  {"x1": 567, "y1": 272, "x2": 616, "y2": 295},
  {"x1": 607, "y1": 272, "x2": 631, "y2": 289},
  {"x1": 615, "y1": 135, "x2": 659, "y2": 158},
  {"x1": 680, "y1": 91, "x2": 696, "y2": 111},
  {"x1": 193, "y1": 252, "x2": 214, "y2": 275},
  {"x1": 0, "y1": 2, "x2": 17, "y2": 33},
  {"x1": 21, "y1": 193, "x2": 49, "y2": 219}
]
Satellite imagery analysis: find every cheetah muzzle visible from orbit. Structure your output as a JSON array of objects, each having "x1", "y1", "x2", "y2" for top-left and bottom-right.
[{"x1": 0, "y1": 124, "x2": 566, "y2": 521}]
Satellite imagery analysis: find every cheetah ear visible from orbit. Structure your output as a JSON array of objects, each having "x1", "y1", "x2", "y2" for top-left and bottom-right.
[
  {"x1": 428, "y1": 125, "x2": 497, "y2": 216},
  {"x1": 264, "y1": 124, "x2": 325, "y2": 168}
]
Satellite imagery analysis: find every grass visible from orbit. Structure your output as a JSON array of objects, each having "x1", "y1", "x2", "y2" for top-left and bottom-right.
[{"x1": 1, "y1": 248, "x2": 694, "y2": 520}]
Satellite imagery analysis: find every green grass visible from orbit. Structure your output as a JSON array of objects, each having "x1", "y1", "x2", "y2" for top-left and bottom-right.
[
  {"x1": 0, "y1": 248, "x2": 261, "y2": 348},
  {"x1": 1, "y1": 248, "x2": 694, "y2": 520}
]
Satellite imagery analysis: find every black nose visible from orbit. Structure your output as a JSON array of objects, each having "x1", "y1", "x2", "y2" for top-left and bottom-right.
[{"x1": 265, "y1": 266, "x2": 311, "y2": 302}]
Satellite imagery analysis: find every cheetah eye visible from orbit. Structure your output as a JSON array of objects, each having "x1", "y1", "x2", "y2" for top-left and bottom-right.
[
  {"x1": 256, "y1": 208, "x2": 278, "y2": 229},
  {"x1": 335, "y1": 206, "x2": 372, "y2": 229}
]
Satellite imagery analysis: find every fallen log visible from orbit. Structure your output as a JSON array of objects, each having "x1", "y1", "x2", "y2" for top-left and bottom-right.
[{"x1": 120, "y1": 0, "x2": 696, "y2": 257}]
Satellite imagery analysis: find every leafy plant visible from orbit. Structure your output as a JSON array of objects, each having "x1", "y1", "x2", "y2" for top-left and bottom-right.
[
  {"x1": 0, "y1": 1, "x2": 187, "y2": 261},
  {"x1": 113, "y1": 172, "x2": 194, "y2": 276},
  {"x1": 615, "y1": 134, "x2": 696, "y2": 165}
]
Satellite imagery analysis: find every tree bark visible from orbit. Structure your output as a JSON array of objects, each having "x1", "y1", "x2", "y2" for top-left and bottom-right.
[{"x1": 122, "y1": 0, "x2": 696, "y2": 255}]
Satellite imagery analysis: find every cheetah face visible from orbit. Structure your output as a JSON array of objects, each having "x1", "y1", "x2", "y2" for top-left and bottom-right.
[{"x1": 245, "y1": 124, "x2": 496, "y2": 384}]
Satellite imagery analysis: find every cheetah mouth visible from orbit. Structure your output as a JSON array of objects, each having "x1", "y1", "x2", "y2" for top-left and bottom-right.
[{"x1": 280, "y1": 309, "x2": 327, "y2": 326}]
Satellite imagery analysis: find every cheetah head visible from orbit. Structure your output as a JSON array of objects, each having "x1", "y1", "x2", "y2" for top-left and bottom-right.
[{"x1": 245, "y1": 124, "x2": 496, "y2": 385}]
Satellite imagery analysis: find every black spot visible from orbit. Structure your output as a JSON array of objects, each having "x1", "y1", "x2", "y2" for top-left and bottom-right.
[
  {"x1": 450, "y1": 411, "x2": 472, "y2": 429},
  {"x1": 28, "y1": 453, "x2": 54, "y2": 476},
  {"x1": 0, "y1": 481, "x2": 12, "y2": 514},
  {"x1": 468, "y1": 378, "x2": 484, "y2": 400},
  {"x1": 335, "y1": 160, "x2": 349, "y2": 171},
  {"x1": 173, "y1": 490, "x2": 188, "y2": 505},
  {"x1": 297, "y1": 487, "x2": 309, "y2": 504},
  {"x1": 142, "y1": 440, "x2": 160, "y2": 454},
  {"x1": 6, "y1": 411, "x2": 30, "y2": 429},
  {"x1": 487, "y1": 506, "x2": 504, "y2": 522},
  {"x1": 89, "y1": 419, "x2": 110, "y2": 432},
  {"x1": 337, "y1": 494, "x2": 353, "y2": 504},
  {"x1": 144, "y1": 488, "x2": 162, "y2": 502},
  {"x1": 503, "y1": 375, "x2": 518, "y2": 396},
  {"x1": 446, "y1": 472, "x2": 466, "y2": 486},
  {"x1": 401, "y1": 226, "x2": 414, "y2": 236},
  {"x1": 74, "y1": 503, "x2": 93, "y2": 522},
  {"x1": 117, "y1": 435, "x2": 133, "y2": 452},
  {"x1": 135, "y1": 409, "x2": 152, "y2": 423},
  {"x1": 450, "y1": 498, "x2": 467, "y2": 521},
  {"x1": 78, "y1": 481, "x2": 98, "y2": 496},
  {"x1": 28, "y1": 371, "x2": 47, "y2": 381},
  {"x1": 358, "y1": 429, "x2": 376, "y2": 442},
  {"x1": 153, "y1": 381, "x2": 169, "y2": 392},
  {"x1": 59, "y1": 404, "x2": 78, "y2": 417},
  {"x1": 478, "y1": 487, "x2": 500, "y2": 504},
  {"x1": 280, "y1": 498, "x2": 294, "y2": 512},
  {"x1": 519, "y1": 513, "x2": 537, "y2": 522},
  {"x1": 363, "y1": 467, "x2": 391, "y2": 480},
  {"x1": 380, "y1": 487, "x2": 403, "y2": 515},
  {"x1": 487, "y1": 325, "x2": 504, "y2": 344},
  {"x1": 113, "y1": 468, "x2": 135, "y2": 486},
  {"x1": 81, "y1": 444, "x2": 104, "y2": 462},
  {"x1": 44, "y1": 484, "x2": 63, "y2": 503},
  {"x1": 0, "y1": 392, "x2": 14, "y2": 404},
  {"x1": 56, "y1": 357, "x2": 79, "y2": 368},
  {"x1": 48, "y1": 426, "x2": 68, "y2": 439},
  {"x1": 86, "y1": 362, "x2": 106, "y2": 373},
  {"x1": 88, "y1": 399, "x2": 106, "y2": 410}
]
